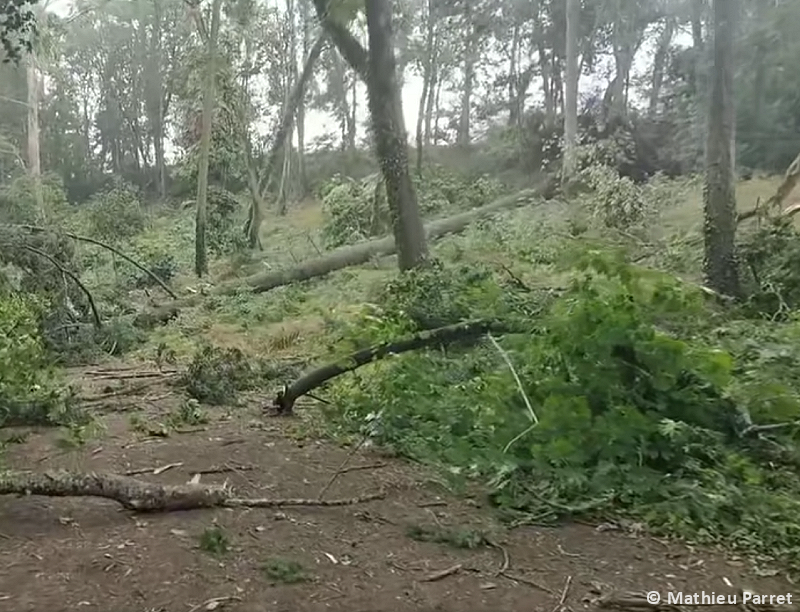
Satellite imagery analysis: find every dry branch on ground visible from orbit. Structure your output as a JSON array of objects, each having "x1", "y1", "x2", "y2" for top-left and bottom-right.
[{"x1": 0, "y1": 470, "x2": 384, "y2": 512}]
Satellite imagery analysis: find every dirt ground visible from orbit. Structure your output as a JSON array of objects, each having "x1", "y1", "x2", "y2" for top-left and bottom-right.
[{"x1": 0, "y1": 364, "x2": 795, "y2": 612}]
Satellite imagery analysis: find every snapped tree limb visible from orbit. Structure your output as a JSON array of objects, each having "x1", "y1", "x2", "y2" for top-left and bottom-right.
[
  {"x1": 15, "y1": 224, "x2": 177, "y2": 299},
  {"x1": 272, "y1": 319, "x2": 520, "y2": 415},
  {"x1": 0, "y1": 469, "x2": 384, "y2": 512}
]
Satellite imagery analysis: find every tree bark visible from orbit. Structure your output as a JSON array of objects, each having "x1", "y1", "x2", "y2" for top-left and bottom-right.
[
  {"x1": 562, "y1": 0, "x2": 580, "y2": 184},
  {"x1": 0, "y1": 470, "x2": 383, "y2": 512},
  {"x1": 703, "y1": 0, "x2": 741, "y2": 298},
  {"x1": 423, "y1": 28, "x2": 439, "y2": 145},
  {"x1": 273, "y1": 319, "x2": 518, "y2": 414},
  {"x1": 457, "y1": 4, "x2": 476, "y2": 147},
  {"x1": 194, "y1": 0, "x2": 223, "y2": 278},
  {"x1": 648, "y1": 19, "x2": 674, "y2": 115},
  {"x1": 415, "y1": 0, "x2": 436, "y2": 175},
  {"x1": 25, "y1": 50, "x2": 43, "y2": 221},
  {"x1": 364, "y1": 0, "x2": 428, "y2": 270},
  {"x1": 136, "y1": 181, "x2": 556, "y2": 326}
]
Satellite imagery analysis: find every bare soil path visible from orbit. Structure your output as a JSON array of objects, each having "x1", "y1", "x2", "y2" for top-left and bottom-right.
[{"x1": 0, "y1": 365, "x2": 794, "y2": 612}]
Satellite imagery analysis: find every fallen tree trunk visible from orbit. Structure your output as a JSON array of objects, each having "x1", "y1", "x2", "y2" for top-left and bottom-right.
[
  {"x1": 136, "y1": 180, "x2": 556, "y2": 327},
  {"x1": 0, "y1": 470, "x2": 384, "y2": 512},
  {"x1": 272, "y1": 319, "x2": 520, "y2": 415}
]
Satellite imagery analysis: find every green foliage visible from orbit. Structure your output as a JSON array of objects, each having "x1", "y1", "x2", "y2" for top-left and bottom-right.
[
  {"x1": 180, "y1": 344, "x2": 259, "y2": 405},
  {"x1": 261, "y1": 558, "x2": 309, "y2": 584},
  {"x1": 0, "y1": 294, "x2": 78, "y2": 427},
  {"x1": 199, "y1": 525, "x2": 230, "y2": 556},
  {"x1": 319, "y1": 167, "x2": 508, "y2": 247},
  {"x1": 321, "y1": 250, "x2": 800, "y2": 566},
  {"x1": 0, "y1": 173, "x2": 70, "y2": 224},
  {"x1": 406, "y1": 524, "x2": 488, "y2": 549},
  {"x1": 205, "y1": 186, "x2": 248, "y2": 256},
  {"x1": 738, "y1": 218, "x2": 800, "y2": 318},
  {"x1": 84, "y1": 180, "x2": 147, "y2": 243},
  {"x1": 45, "y1": 317, "x2": 148, "y2": 365}
]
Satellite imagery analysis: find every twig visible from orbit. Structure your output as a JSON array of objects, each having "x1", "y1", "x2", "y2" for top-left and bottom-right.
[
  {"x1": 339, "y1": 462, "x2": 387, "y2": 474},
  {"x1": 86, "y1": 370, "x2": 178, "y2": 380},
  {"x1": 500, "y1": 572, "x2": 555, "y2": 595},
  {"x1": 193, "y1": 463, "x2": 256, "y2": 475},
  {"x1": 124, "y1": 462, "x2": 183, "y2": 476},
  {"x1": 420, "y1": 564, "x2": 462, "y2": 582},
  {"x1": 551, "y1": 575, "x2": 572, "y2": 612},
  {"x1": 488, "y1": 334, "x2": 539, "y2": 454},
  {"x1": 188, "y1": 595, "x2": 243, "y2": 612},
  {"x1": 742, "y1": 420, "x2": 800, "y2": 436},
  {"x1": 17, "y1": 224, "x2": 178, "y2": 299},
  {"x1": 317, "y1": 436, "x2": 369, "y2": 500},
  {"x1": 20, "y1": 244, "x2": 102, "y2": 328},
  {"x1": 557, "y1": 544, "x2": 580, "y2": 557},
  {"x1": 78, "y1": 382, "x2": 156, "y2": 403},
  {"x1": 487, "y1": 539, "x2": 510, "y2": 574},
  {"x1": 225, "y1": 491, "x2": 385, "y2": 508}
]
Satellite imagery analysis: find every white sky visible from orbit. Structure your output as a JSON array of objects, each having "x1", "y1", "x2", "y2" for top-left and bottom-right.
[{"x1": 46, "y1": 0, "x2": 691, "y2": 152}]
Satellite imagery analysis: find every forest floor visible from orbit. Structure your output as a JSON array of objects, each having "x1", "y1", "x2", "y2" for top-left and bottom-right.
[
  {"x1": 0, "y1": 364, "x2": 795, "y2": 612},
  {"x1": 1, "y1": 175, "x2": 797, "y2": 611}
]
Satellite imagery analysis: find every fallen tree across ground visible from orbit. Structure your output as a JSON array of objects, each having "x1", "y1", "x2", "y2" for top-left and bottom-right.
[
  {"x1": 136, "y1": 178, "x2": 558, "y2": 327},
  {"x1": 0, "y1": 470, "x2": 384, "y2": 511},
  {"x1": 272, "y1": 319, "x2": 522, "y2": 415}
]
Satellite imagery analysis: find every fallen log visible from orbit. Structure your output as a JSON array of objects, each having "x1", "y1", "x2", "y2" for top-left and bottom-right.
[
  {"x1": 272, "y1": 319, "x2": 520, "y2": 415},
  {"x1": 0, "y1": 469, "x2": 384, "y2": 512},
  {"x1": 136, "y1": 179, "x2": 557, "y2": 327}
]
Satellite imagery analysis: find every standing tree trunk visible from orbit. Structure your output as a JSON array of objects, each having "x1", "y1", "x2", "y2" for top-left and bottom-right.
[
  {"x1": 415, "y1": 0, "x2": 435, "y2": 174},
  {"x1": 364, "y1": 0, "x2": 428, "y2": 270},
  {"x1": 423, "y1": 30, "x2": 439, "y2": 145},
  {"x1": 703, "y1": 0, "x2": 740, "y2": 298},
  {"x1": 296, "y1": 0, "x2": 310, "y2": 193},
  {"x1": 245, "y1": 33, "x2": 326, "y2": 248},
  {"x1": 562, "y1": 0, "x2": 580, "y2": 184},
  {"x1": 649, "y1": 18, "x2": 674, "y2": 115},
  {"x1": 457, "y1": 5, "x2": 476, "y2": 148},
  {"x1": 194, "y1": 0, "x2": 223, "y2": 278},
  {"x1": 26, "y1": 49, "x2": 43, "y2": 221}
]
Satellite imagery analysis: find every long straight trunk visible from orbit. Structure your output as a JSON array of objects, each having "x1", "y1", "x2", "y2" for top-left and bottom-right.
[
  {"x1": 296, "y1": 0, "x2": 310, "y2": 192},
  {"x1": 277, "y1": 0, "x2": 297, "y2": 215},
  {"x1": 562, "y1": 0, "x2": 580, "y2": 183},
  {"x1": 691, "y1": 0, "x2": 707, "y2": 167},
  {"x1": 649, "y1": 19, "x2": 674, "y2": 115},
  {"x1": 703, "y1": 0, "x2": 740, "y2": 297},
  {"x1": 194, "y1": 0, "x2": 223, "y2": 277},
  {"x1": 246, "y1": 33, "x2": 325, "y2": 248},
  {"x1": 432, "y1": 75, "x2": 442, "y2": 144},
  {"x1": 457, "y1": 4, "x2": 475, "y2": 147},
  {"x1": 538, "y1": 41, "x2": 554, "y2": 123},
  {"x1": 26, "y1": 52, "x2": 43, "y2": 221},
  {"x1": 423, "y1": 29, "x2": 439, "y2": 145},
  {"x1": 364, "y1": 0, "x2": 428, "y2": 270},
  {"x1": 415, "y1": 0, "x2": 435, "y2": 174}
]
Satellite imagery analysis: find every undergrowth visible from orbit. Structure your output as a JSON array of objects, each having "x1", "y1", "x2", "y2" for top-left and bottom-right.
[{"x1": 320, "y1": 249, "x2": 800, "y2": 569}]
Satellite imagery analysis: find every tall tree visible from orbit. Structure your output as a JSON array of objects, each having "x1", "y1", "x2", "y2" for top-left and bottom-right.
[
  {"x1": 562, "y1": 0, "x2": 580, "y2": 184},
  {"x1": 702, "y1": 0, "x2": 740, "y2": 297},
  {"x1": 312, "y1": 0, "x2": 428, "y2": 270},
  {"x1": 193, "y1": 0, "x2": 223, "y2": 277},
  {"x1": 364, "y1": 0, "x2": 427, "y2": 269}
]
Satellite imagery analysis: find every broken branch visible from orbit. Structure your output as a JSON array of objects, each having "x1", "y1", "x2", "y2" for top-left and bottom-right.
[
  {"x1": 273, "y1": 319, "x2": 518, "y2": 415},
  {"x1": 0, "y1": 469, "x2": 384, "y2": 512}
]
